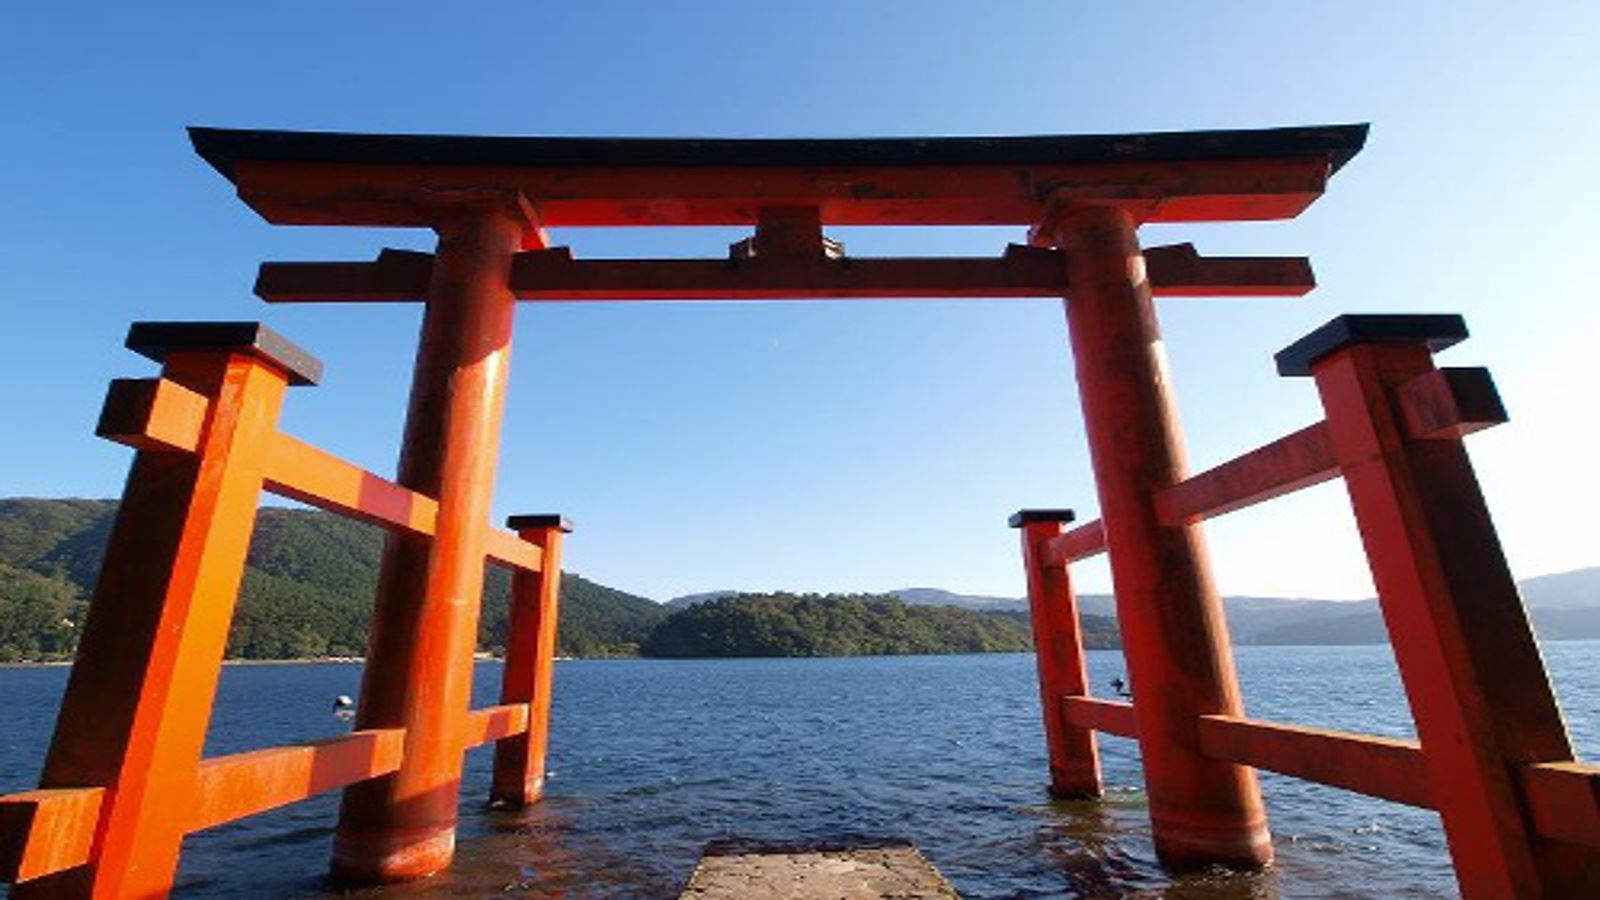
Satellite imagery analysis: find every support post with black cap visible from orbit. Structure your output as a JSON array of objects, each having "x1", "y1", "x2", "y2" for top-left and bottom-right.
[
  {"x1": 1010, "y1": 509, "x2": 1102, "y2": 798},
  {"x1": 492, "y1": 514, "x2": 572, "y2": 807},
  {"x1": 1279, "y1": 314, "x2": 1599, "y2": 898},
  {"x1": 13, "y1": 323, "x2": 319, "y2": 900}
]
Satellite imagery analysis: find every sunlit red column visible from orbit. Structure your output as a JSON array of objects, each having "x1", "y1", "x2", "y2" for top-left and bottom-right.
[
  {"x1": 333, "y1": 197, "x2": 536, "y2": 884},
  {"x1": 492, "y1": 514, "x2": 570, "y2": 806},
  {"x1": 1048, "y1": 203, "x2": 1271, "y2": 867}
]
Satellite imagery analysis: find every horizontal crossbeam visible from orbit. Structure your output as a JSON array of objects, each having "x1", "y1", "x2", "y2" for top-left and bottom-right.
[
  {"x1": 1, "y1": 730, "x2": 406, "y2": 883},
  {"x1": 97, "y1": 377, "x2": 542, "y2": 573},
  {"x1": 218, "y1": 152, "x2": 1338, "y2": 228},
  {"x1": 1196, "y1": 715, "x2": 1433, "y2": 808},
  {"x1": 1041, "y1": 519, "x2": 1106, "y2": 567},
  {"x1": 189, "y1": 728, "x2": 406, "y2": 832},
  {"x1": 1520, "y1": 761, "x2": 1600, "y2": 847},
  {"x1": 1156, "y1": 368, "x2": 1507, "y2": 526},
  {"x1": 0, "y1": 788, "x2": 103, "y2": 883},
  {"x1": 1157, "y1": 423, "x2": 1338, "y2": 526},
  {"x1": 1060, "y1": 696, "x2": 1137, "y2": 738},
  {"x1": 264, "y1": 433, "x2": 438, "y2": 534},
  {"x1": 464, "y1": 704, "x2": 531, "y2": 748},
  {"x1": 255, "y1": 244, "x2": 1314, "y2": 304}
]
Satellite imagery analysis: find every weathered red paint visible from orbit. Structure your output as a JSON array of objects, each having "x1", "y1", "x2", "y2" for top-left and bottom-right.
[
  {"x1": 1041, "y1": 519, "x2": 1106, "y2": 567},
  {"x1": 1309, "y1": 340, "x2": 1597, "y2": 897},
  {"x1": 253, "y1": 243, "x2": 1314, "y2": 304},
  {"x1": 332, "y1": 199, "x2": 532, "y2": 884},
  {"x1": 0, "y1": 789, "x2": 103, "y2": 884},
  {"x1": 1156, "y1": 422, "x2": 1338, "y2": 526},
  {"x1": 1059, "y1": 697, "x2": 1138, "y2": 739},
  {"x1": 227, "y1": 155, "x2": 1332, "y2": 228},
  {"x1": 1017, "y1": 519, "x2": 1101, "y2": 798},
  {"x1": 1049, "y1": 202, "x2": 1272, "y2": 868},
  {"x1": 1195, "y1": 715, "x2": 1432, "y2": 808}
]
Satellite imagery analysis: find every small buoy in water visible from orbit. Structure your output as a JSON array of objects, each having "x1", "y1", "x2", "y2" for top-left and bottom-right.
[
  {"x1": 333, "y1": 694, "x2": 356, "y2": 720},
  {"x1": 1109, "y1": 677, "x2": 1133, "y2": 700}
]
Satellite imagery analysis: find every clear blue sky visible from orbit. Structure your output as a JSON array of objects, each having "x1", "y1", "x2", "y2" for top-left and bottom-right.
[{"x1": 1, "y1": 3, "x2": 1595, "y2": 602}]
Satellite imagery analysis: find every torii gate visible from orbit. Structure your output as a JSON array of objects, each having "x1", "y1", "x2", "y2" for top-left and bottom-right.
[{"x1": 0, "y1": 123, "x2": 1595, "y2": 899}]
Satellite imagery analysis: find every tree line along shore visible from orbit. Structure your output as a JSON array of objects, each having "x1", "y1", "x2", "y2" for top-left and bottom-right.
[{"x1": 0, "y1": 499, "x2": 1118, "y2": 663}]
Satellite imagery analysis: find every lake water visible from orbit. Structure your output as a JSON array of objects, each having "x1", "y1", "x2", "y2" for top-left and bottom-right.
[{"x1": 2, "y1": 644, "x2": 1597, "y2": 898}]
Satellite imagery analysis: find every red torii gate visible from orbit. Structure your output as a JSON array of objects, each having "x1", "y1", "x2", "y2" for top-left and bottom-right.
[{"x1": 0, "y1": 123, "x2": 1594, "y2": 898}]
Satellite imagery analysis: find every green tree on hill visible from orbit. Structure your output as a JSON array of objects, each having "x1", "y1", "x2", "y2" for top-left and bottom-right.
[
  {"x1": 639, "y1": 592, "x2": 1038, "y2": 658},
  {"x1": 0, "y1": 498, "x2": 665, "y2": 661}
]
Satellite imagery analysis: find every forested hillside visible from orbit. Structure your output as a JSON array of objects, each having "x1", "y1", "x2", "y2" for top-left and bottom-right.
[
  {"x1": 640, "y1": 592, "x2": 1043, "y2": 658},
  {"x1": 0, "y1": 498, "x2": 665, "y2": 661},
  {"x1": 1, "y1": 499, "x2": 1134, "y2": 663}
]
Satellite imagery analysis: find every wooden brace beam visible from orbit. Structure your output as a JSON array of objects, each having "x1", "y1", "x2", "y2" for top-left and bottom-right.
[
  {"x1": 1157, "y1": 422, "x2": 1339, "y2": 526},
  {"x1": 0, "y1": 788, "x2": 104, "y2": 883},
  {"x1": 227, "y1": 155, "x2": 1333, "y2": 228},
  {"x1": 1041, "y1": 520, "x2": 1106, "y2": 568},
  {"x1": 1393, "y1": 367, "x2": 1507, "y2": 440},
  {"x1": 95, "y1": 376, "x2": 542, "y2": 573},
  {"x1": 254, "y1": 243, "x2": 1314, "y2": 304},
  {"x1": 1060, "y1": 696, "x2": 1138, "y2": 738},
  {"x1": 1519, "y1": 761, "x2": 1600, "y2": 848},
  {"x1": 188, "y1": 729, "x2": 406, "y2": 833},
  {"x1": 464, "y1": 704, "x2": 531, "y2": 749},
  {"x1": 1197, "y1": 715, "x2": 1433, "y2": 809}
]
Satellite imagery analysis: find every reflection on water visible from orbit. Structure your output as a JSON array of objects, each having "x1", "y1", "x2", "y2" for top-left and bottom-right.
[{"x1": 2, "y1": 643, "x2": 1596, "y2": 898}]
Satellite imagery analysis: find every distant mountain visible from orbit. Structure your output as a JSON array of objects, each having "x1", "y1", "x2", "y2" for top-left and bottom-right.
[
  {"x1": 663, "y1": 590, "x2": 739, "y2": 611},
  {"x1": 1246, "y1": 608, "x2": 1389, "y2": 646},
  {"x1": 887, "y1": 588, "x2": 1361, "y2": 643},
  {"x1": 892, "y1": 588, "x2": 1027, "y2": 613},
  {"x1": 1522, "y1": 567, "x2": 1600, "y2": 611},
  {"x1": 891, "y1": 570, "x2": 1600, "y2": 646},
  {"x1": 1243, "y1": 571, "x2": 1600, "y2": 645},
  {"x1": 0, "y1": 498, "x2": 665, "y2": 661}
]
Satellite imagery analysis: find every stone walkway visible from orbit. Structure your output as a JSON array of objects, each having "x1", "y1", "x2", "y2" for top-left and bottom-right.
[{"x1": 679, "y1": 842, "x2": 959, "y2": 899}]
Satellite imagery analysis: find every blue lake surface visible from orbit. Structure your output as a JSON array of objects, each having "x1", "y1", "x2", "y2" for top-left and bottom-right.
[{"x1": 2, "y1": 644, "x2": 1597, "y2": 898}]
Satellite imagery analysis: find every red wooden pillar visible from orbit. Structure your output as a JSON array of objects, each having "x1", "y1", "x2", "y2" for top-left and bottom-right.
[
  {"x1": 333, "y1": 196, "x2": 538, "y2": 883},
  {"x1": 15, "y1": 323, "x2": 317, "y2": 899},
  {"x1": 1047, "y1": 204, "x2": 1271, "y2": 867},
  {"x1": 1281, "y1": 314, "x2": 1598, "y2": 898},
  {"x1": 491, "y1": 515, "x2": 570, "y2": 806},
  {"x1": 1010, "y1": 509, "x2": 1101, "y2": 798}
]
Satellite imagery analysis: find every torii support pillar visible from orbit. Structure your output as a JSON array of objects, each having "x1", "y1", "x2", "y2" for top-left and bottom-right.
[
  {"x1": 1010, "y1": 509, "x2": 1102, "y2": 798},
  {"x1": 12, "y1": 325, "x2": 313, "y2": 899},
  {"x1": 1281, "y1": 315, "x2": 1597, "y2": 897},
  {"x1": 333, "y1": 196, "x2": 538, "y2": 884},
  {"x1": 1047, "y1": 204, "x2": 1271, "y2": 867},
  {"x1": 491, "y1": 515, "x2": 571, "y2": 806}
]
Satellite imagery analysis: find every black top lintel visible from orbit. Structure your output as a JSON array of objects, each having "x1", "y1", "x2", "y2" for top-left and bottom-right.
[
  {"x1": 188, "y1": 123, "x2": 1369, "y2": 182},
  {"x1": 507, "y1": 514, "x2": 574, "y2": 533},
  {"x1": 1275, "y1": 314, "x2": 1468, "y2": 377},
  {"x1": 1008, "y1": 509, "x2": 1077, "y2": 529},
  {"x1": 125, "y1": 321, "x2": 323, "y2": 386}
]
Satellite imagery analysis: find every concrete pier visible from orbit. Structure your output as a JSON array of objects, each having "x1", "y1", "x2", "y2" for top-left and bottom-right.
[{"x1": 680, "y1": 841, "x2": 958, "y2": 899}]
